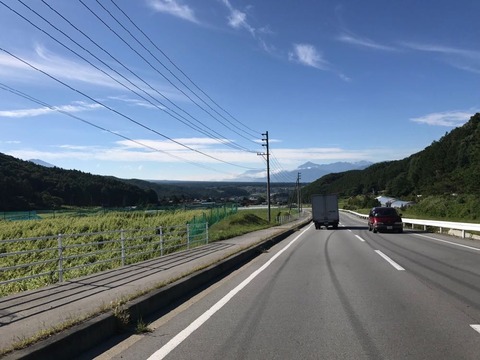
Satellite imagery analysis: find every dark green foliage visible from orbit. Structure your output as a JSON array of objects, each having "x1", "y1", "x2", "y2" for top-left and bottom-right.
[
  {"x1": 404, "y1": 195, "x2": 480, "y2": 221},
  {"x1": 0, "y1": 154, "x2": 158, "y2": 210},
  {"x1": 122, "y1": 179, "x2": 264, "y2": 205},
  {"x1": 303, "y1": 113, "x2": 480, "y2": 200},
  {"x1": 343, "y1": 195, "x2": 380, "y2": 211},
  {"x1": 229, "y1": 213, "x2": 268, "y2": 226}
]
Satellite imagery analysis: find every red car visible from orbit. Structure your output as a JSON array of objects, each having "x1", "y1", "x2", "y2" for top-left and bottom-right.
[{"x1": 368, "y1": 207, "x2": 403, "y2": 233}]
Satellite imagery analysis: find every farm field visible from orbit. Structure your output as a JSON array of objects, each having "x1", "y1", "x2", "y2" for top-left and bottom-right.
[
  {"x1": 0, "y1": 208, "x2": 235, "y2": 296},
  {"x1": 0, "y1": 207, "x2": 285, "y2": 296}
]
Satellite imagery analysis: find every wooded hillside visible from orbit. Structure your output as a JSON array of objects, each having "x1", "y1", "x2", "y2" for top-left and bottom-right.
[
  {"x1": 0, "y1": 154, "x2": 158, "y2": 211},
  {"x1": 303, "y1": 113, "x2": 480, "y2": 200}
]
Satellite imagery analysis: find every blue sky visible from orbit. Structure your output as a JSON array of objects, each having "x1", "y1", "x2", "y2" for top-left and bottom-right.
[{"x1": 0, "y1": 0, "x2": 479, "y2": 182}]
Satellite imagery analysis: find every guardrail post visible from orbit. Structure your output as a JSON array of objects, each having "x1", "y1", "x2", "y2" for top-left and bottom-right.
[
  {"x1": 57, "y1": 234, "x2": 64, "y2": 283},
  {"x1": 205, "y1": 222, "x2": 209, "y2": 244},
  {"x1": 121, "y1": 229, "x2": 125, "y2": 266},
  {"x1": 186, "y1": 223, "x2": 190, "y2": 250},
  {"x1": 157, "y1": 226, "x2": 164, "y2": 256},
  {"x1": 462, "y1": 229, "x2": 465, "y2": 238}
]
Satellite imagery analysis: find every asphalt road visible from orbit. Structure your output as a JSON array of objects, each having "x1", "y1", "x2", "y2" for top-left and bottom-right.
[{"x1": 82, "y1": 212, "x2": 480, "y2": 360}]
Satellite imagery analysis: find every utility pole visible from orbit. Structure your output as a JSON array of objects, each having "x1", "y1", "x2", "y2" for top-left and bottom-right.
[
  {"x1": 297, "y1": 172, "x2": 301, "y2": 215},
  {"x1": 258, "y1": 131, "x2": 271, "y2": 223}
]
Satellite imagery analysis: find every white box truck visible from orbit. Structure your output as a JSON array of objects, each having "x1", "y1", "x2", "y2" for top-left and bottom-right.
[{"x1": 311, "y1": 194, "x2": 339, "y2": 229}]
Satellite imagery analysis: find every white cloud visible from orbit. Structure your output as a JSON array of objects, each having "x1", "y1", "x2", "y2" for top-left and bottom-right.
[
  {"x1": 338, "y1": 33, "x2": 398, "y2": 52},
  {"x1": 0, "y1": 140, "x2": 21, "y2": 144},
  {"x1": 6, "y1": 137, "x2": 419, "y2": 181},
  {"x1": 402, "y1": 42, "x2": 480, "y2": 59},
  {"x1": 228, "y1": 9, "x2": 246, "y2": 28},
  {"x1": 402, "y1": 42, "x2": 480, "y2": 75},
  {"x1": 0, "y1": 102, "x2": 102, "y2": 118},
  {"x1": 220, "y1": 0, "x2": 255, "y2": 36},
  {"x1": 289, "y1": 44, "x2": 329, "y2": 70},
  {"x1": 410, "y1": 111, "x2": 475, "y2": 127},
  {"x1": 147, "y1": 0, "x2": 198, "y2": 23},
  {"x1": 116, "y1": 137, "x2": 233, "y2": 151},
  {"x1": 8, "y1": 137, "x2": 260, "y2": 167},
  {"x1": 0, "y1": 45, "x2": 122, "y2": 89},
  {"x1": 108, "y1": 96, "x2": 159, "y2": 109},
  {"x1": 8, "y1": 137, "x2": 374, "y2": 165},
  {"x1": 0, "y1": 45, "x2": 187, "y2": 104}
]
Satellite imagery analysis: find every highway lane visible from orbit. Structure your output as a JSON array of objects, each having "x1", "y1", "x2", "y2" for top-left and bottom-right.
[{"x1": 85, "y1": 213, "x2": 480, "y2": 359}]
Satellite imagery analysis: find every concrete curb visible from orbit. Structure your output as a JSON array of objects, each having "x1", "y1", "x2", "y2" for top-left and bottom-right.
[{"x1": 6, "y1": 219, "x2": 311, "y2": 360}]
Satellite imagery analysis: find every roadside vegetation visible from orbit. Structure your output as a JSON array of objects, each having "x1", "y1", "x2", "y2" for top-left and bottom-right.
[
  {"x1": 341, "y1": 194, "x2": 480, "y2": 222},
  {"x1": 400, "y1": 195, "x2": 480, "y2": 221},
  {"x1": 0, "y1": 209, "x2": 206, "y2": 240},
  {"x1": 303, "y1": 114, "x2": 480, "y2": 221},
  {"x1": 0, "y1": 207, "x2": 295, "y2": 297},
  {"x1": 208, "y1": 208, "x2": 294, "y2": 241}
]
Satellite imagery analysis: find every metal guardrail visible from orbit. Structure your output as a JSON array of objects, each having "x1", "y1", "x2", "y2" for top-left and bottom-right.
[
  {"x1": 342, "y1": 209, "x2": 480, "y2": 239},
  {"x1": 0, "y1": 223, "x2": 208, "y2": 295}
]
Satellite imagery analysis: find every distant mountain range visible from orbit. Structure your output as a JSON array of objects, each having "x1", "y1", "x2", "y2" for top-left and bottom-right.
[
  {"x1": 234, "y1": 161, "x2": 373, "y2": 183},
  {"x1": 29, "y1": 157, "x2": 373, "y2": 184}
]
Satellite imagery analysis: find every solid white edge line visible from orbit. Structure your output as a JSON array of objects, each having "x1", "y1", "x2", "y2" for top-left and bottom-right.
[
  {"x1": 355, "y1": 235, "x2": 365, "y2": 242},
  {"x1": 413, "y1": 234, "x2": 480, "y2": 251},
  {"x1": 471, "y1": 325, "x2": 480, "y2": 334},
  {"x1": 375, "y1": 250, "x2": 405, "y2": 271},
  {"x1": 147, "y1": 223, "x2": 314, "y2": 360}
]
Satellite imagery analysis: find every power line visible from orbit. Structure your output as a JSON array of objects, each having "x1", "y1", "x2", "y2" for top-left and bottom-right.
[
  {"x1": 0, "y1": 0, "x2": 279, "y2": 177},
  {"x1": 77, "y1": 0, "x2": 259, "y2": 147},
  {"x1": 107, "y1": 0, "x2": 260, "y2": 139},
  {"x1": 270, "y1": 153, "x2": 297, "y2": 183},
  {"x1": 0, "y1": 82, "x2": 231, "y2": 175},
  {"x1": 12, "y1": 0, "x2": 255, "y2": 154},
  {"x1": 0, "y1": 46, "x2": 258, "y2": 170}
]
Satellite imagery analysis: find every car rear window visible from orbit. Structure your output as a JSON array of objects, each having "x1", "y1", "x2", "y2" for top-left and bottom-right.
[{"x1": 374, "y1": 208, "x2": 398, "y2": 216}]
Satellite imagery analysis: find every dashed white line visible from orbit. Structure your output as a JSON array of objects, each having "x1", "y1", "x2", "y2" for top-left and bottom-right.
[
  {"x1": 471, "y1": 325, "x2": 480, "y2": 334},
  {"x1": 355, "y1": 235, "x2": 365, "y2": 242},
  {"x1": 147, "y1": 224, "x2": 314, "y2": 360},
  {"x1": 375, "y1": 250, "x2": 405, "y2": 271}
]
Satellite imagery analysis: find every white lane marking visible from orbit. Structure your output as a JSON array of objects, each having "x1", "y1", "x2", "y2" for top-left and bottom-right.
[
  {"x1": 375, "y1": 250, "x2": 405, "y2": 271},
  {"x1": 355, "y1": 235, "x2": 365, "y2": 242},
  {"x1": 471, "y1": 325, "x2": 480, "y2": 334},
  {"x1": 147, "y1": 224, "x2": 314, "y2": 360},
  {"x1": 414, "y1": 234, "x2": 480, "y2": 252}
]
